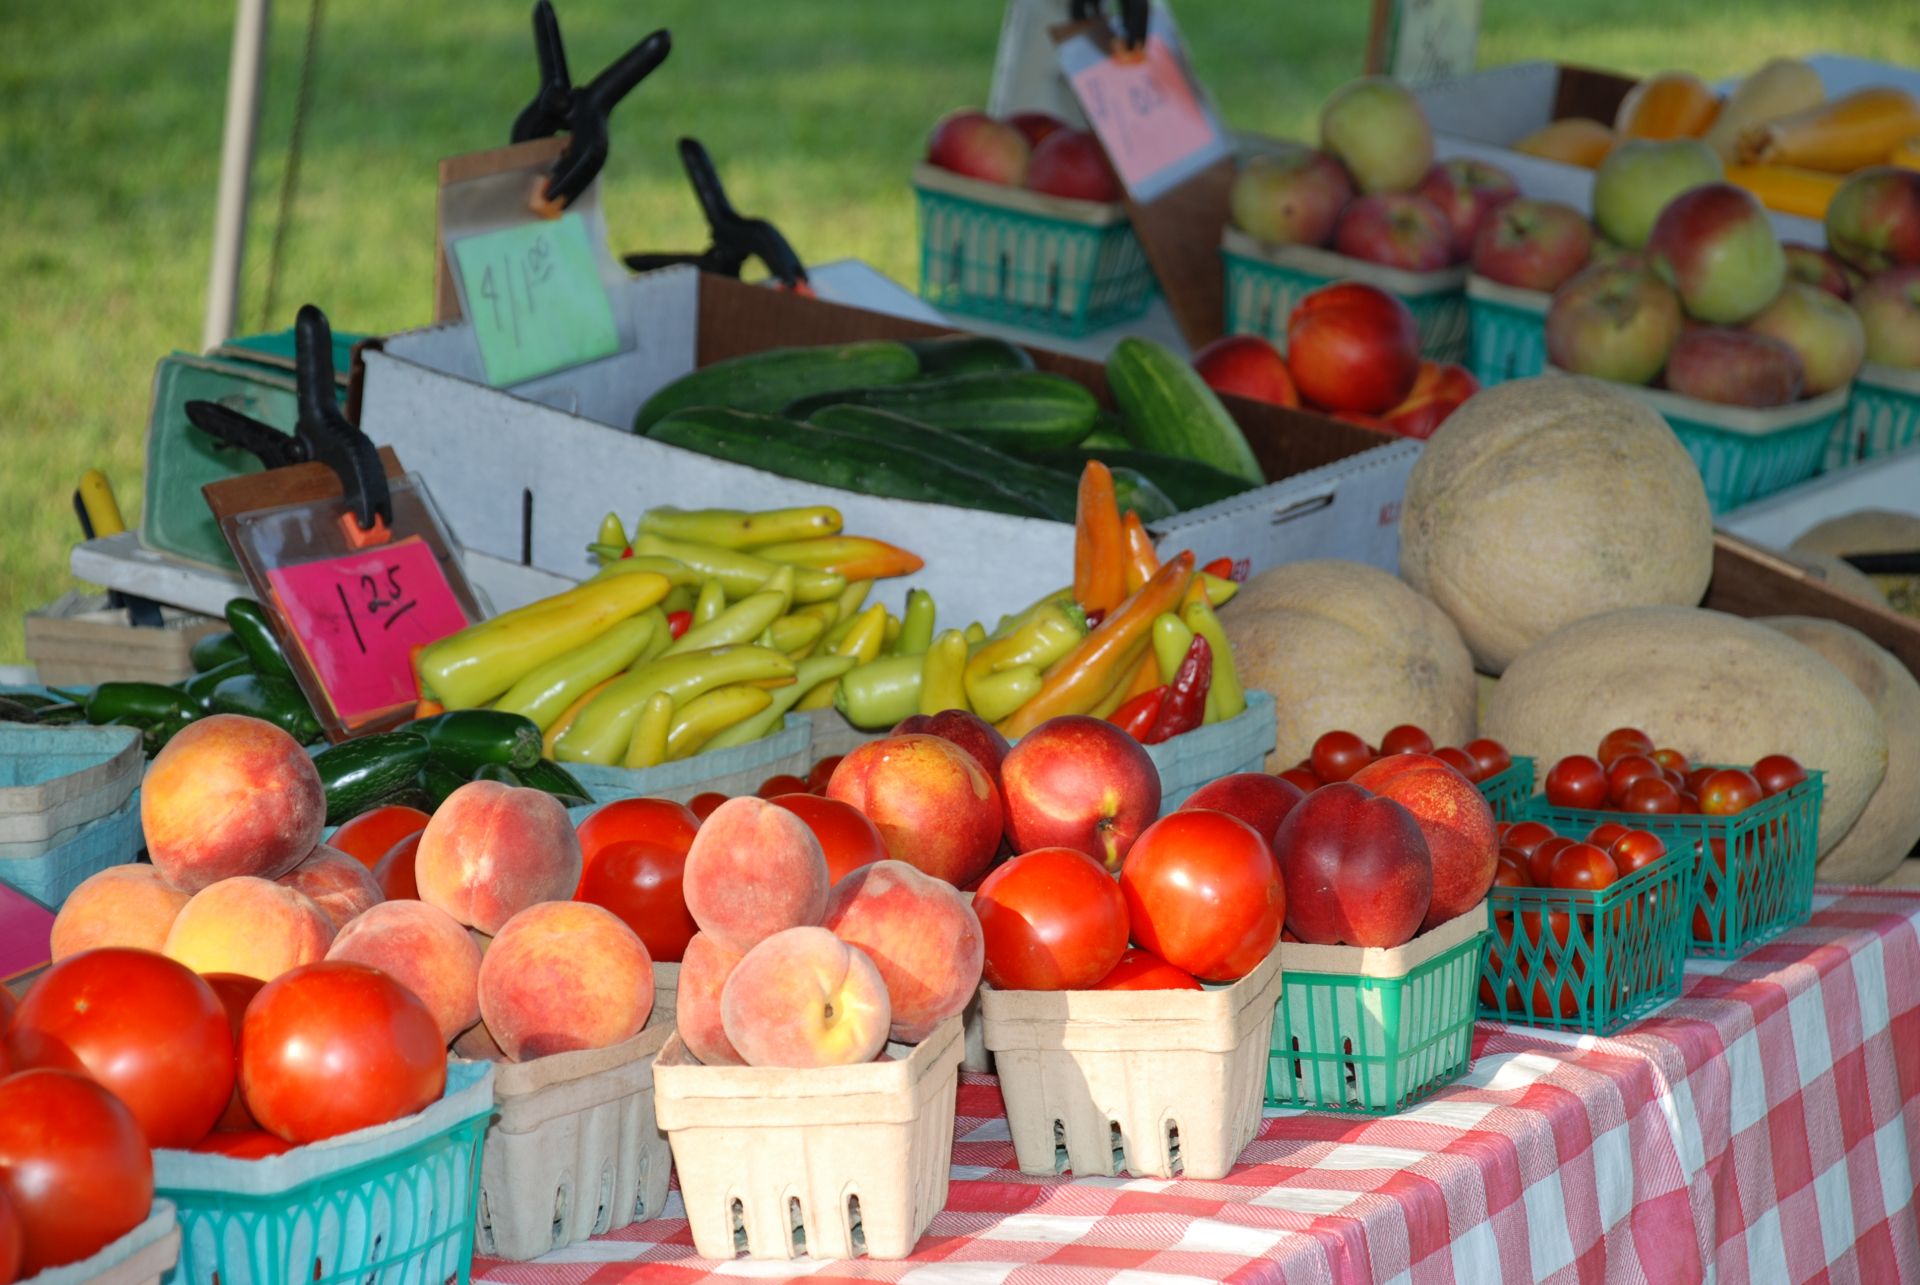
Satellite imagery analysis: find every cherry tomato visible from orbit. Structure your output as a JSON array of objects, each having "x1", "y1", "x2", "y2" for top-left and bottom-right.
[
  {"x1": 373, "y1": 831, "x2": 421, "y2": 900},
  {"x1": 328, "y1": 805, "x2": 431, "y2": 870},
  {"x1": 1753, "y1": 754, "x2": 1808, "y2": 797},
  {"x1": 1545, "y1": 841, "x2": 1619, "y2": 892},
  {"x1": 1480, "y1": 917, "x2": 1525, "y2": 1013},
  {"x1": 8, "y1": 948, "x2": 234, "y2": 1149},
  {"x1": 1378, "y1": 724, "x2": 1433, "y2": 756},
  {"x1": 1587, "y1": 821, "x2": 1630, "y2": 850},
  {"x1": 1698, "y1": 768, "x2": 1764, "y2": 816},
  {"x1": 687, "y1": 792, "x2": 729, "y2": 820},
  {"x1": 1684, "y1": 766, "x2": 1716, "y2": 796},
  {"x1": 1464, "y1": 738, "x2": 1512, "y2": 780},
  {"x1": 1309, "y1": 731, "x2": 1371, "y2": 784},
  {"x1": 1277, "y1": 767, "x2": 1322, "y2": 793},
  {"x1": 1604, "y1": 754, "x2": 1660, "y2": 805},
  {"x1": 1119, "y1": 810, "x2": 1286, "y2": 983},
  {"x1": 1434, "y1": 746, "x2": 1479, "y2": 778},
  {"x1": 973, "y1": 847, "x2": 1129, "y2": 990},
  {"x1": 1660, "y1": 766, "x2": 1686, "y2": 790},
  {"x1": 0, "y1": 1184, "x2": 18, "y2": 1283},
  {"x1": 188, "y1": 1129, "x2": 292, "y2": 1159},
  {"x1": 1651, "y1": 748, "x2": 1690, "y2": 775},
  {"x1": 805, "y1": 756, "x2": 844, "y2": 794},
  {"x1": 1544, "y1": 755, "x2": 1608, "y2": 809},
  {"x1": 1529, "y1": 967, "x2": 1581, "y2": 1020},
  {"x1": 1090, "y1": 947, "x2": 1203, "y2": 991},
  {"x1": 576, "y1": 797, "x2": 699, "y2": 870},
  {"x1": 0, "y1": 1069, "x2": 153, "y2": 1277},
  {"x1": 1526, "y1": 836, "x2": 1573, "y2": 886},
  {"x1": 768, "y1": 793, "x2": 887, "y2": 884},
  {"x1": 1494, "y1": 850, "x2": 1532, "y2": 887},
  {"x1": 576, "y1": 840, "x2": 697, "y2": 963},
  {"x1": 1609, "y1": 830, "x2": 1667, "y2": 875},
  {"x1": 1621, "y1": 776, "x2": 1682, "y2": 815},
  {"x1": 756, "y1": 774, "x2": 809, "y2": 800},
  {"x1": 203, "y1": 974, "x2": 263, "y2": 1132},
  {"x1": 241, "y1": 961, "x2": 446, "y2": 1144},
  {"x1": 1596, "y1": 727, "x2": 1655, "y2": 767},
  {"x1": 1503, "y1": 820, "x2": 1556, "y2": 858},
  {"x1": 1677, "y1": 791, "x2": 1701, "y2": 814}
]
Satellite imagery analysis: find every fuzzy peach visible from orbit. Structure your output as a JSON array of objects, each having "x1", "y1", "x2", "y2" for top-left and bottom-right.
[
  {"x1": 415, "y1": 781, "x2": 582, "y2": 935},
  {"x1": 141, "y1": 715, "x2": 325, "y2": 891},
  {"x1": 720, "y1": 926, "x2": 892, "y2": 1068},
  {"x1": 824, "y1": 861, "x2": 983, "y2": 1042},
  {"x1": 681, "y1": 796, "x2": 828, "y2": 954},
  {"x1": 826, "y1": 734, "x2": 1004, "y2": 886},
  {"x1": 49, "y1": 865, "x2": 190, "y2": 960},
  {"x1": 676, "y1": 932, "x2": 746, "y2": 1066},
  {"x1": 326, "y1": 900, "x2": 482, "y2": 1044},
  {"x1": 162, "y1": 876, "x2": 334, "y2": 981},
  {"x1": 277, "y1": 844, "x2": 383, "y2": 930},
  {"x1": 477, "y1": 901, "x2": 654, "y2": 1061}
]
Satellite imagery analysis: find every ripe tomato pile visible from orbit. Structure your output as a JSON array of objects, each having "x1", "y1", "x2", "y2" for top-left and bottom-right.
[
  {"x1": 1280, "y1": 726, "x2": 1515, "y2": 793},
  {"x1": 1541, "y1": 726, "x2": 1807, "y2": 817}
]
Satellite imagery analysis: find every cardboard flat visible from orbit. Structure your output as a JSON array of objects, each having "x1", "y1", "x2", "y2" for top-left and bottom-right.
[{"x1": 1704, "y1": 532, "x2": 1920, "y2": 683}]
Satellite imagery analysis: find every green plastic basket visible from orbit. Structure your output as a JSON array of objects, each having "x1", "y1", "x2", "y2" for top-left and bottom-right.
[
  {"x1": 1477, "y1": 755, "x2": 1535, "y2": 824},
  {"x1": 1465, "y1": 276, "x2": 1548, "y2": 387},
  {"x1": 1266, "y1": 915, "x2": 1486, "y2": 1114},
  {"x1": 913, "y1": 165, "x2": 1154, "y2": 337},
  {"x1": 1478, "y1": 848, "x2": 1694, "y2": 1035},
  {"x1": 1618, "y1": 381, "x2": 1852, "y2": 514},
  {"x1": 1521, "y1": 770, "x2": 1822, "y2": 958},
  {"x1": 1841, "y1": 363, "x2": 1920, "y2": 464},
  {"x1": 1221, "y1": 229, "x2": 1469, "y2": 364}
]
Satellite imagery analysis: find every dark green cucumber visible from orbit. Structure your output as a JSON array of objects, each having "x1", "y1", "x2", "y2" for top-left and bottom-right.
[
  {"x1": 313, "y1": 731, "x2": 433, "y2": 825},
  {"x1": 647, "y1": 408, "x2": 1055, "y2": 519},
  {"x1": 1110, "y1": 469, "x2": 1178, "y2": 523},
  {"x1": 904, "y1": 335, "x2": 1034, "y2": 377},
  {"x1": 418, "y1": 761, "x2": 471, "y2": 808},
  {"x1": 782, "y1": 372, "x2": 1100, "y2": 450},
  {"x1": 632, "y1": 341, "x2": 920, "y2": 432},
  {"x1": 182, "y1": 657, "x2": 253, "y2": 710},
  {"x1": 471, "y1": 763, "x2": 527, "y2": 786},
  {"x1": 87, "y1": 682, "x2": 194, "y2": 726},
  {"x1": 804, "y1": 405, "x2": 1078, "y2": 522},
  {"x1": 224, "y1": 599, "x2": 296, "y2": 683},
  {"x1": 1018, "y1": 446, "x2": 1258, "y2": 512},
  {"x1": 407, "y1": 709, "x2": 543, "y2": 773},
  {"x1": 517, "y1": 757, "x2": 595, "y2": 805},
  {"x1": 190, "y1": 631, "x2": 247, "y2": 672},
  {"x1": 1079, "y1": 412, "x2": 1132, "y2": 450},
  {"x1": 208, "y1": 673, "x2": 322, "y2": 743},
  {"x1": 1106, "y1": 337, "x2": 1265, "y2": 485}
]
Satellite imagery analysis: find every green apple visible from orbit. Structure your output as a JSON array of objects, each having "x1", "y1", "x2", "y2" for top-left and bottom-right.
[
  {"x1": 1319, "y1": 77, "x2": 1433, "y2": 195},
  {"x1": 1745, "y1": 282, "x2": 1865, "y2": 395},
  {"x1": 1592, "y1": 139, "x2": 1723, "y2": 249}
]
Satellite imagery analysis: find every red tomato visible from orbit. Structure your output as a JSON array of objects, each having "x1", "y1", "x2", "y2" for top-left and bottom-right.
[
  {"x1": 1378, "y1": 724, "x2": 1433, "y2": 756},
  {"x1": 1699, "y1": 768, "x2": 1764, "y2": 816},
  {"x1": 0, "y1": 1184, "x2": 18, "y2": 1284},
  {"x1": 1544, "y1": 755, "x2": 1608, "y2": 809},
  {"x1": 1309, "y1": 731, "x2": 1371, "y2": 783},
  {"x1": 1545, "y1": 841, "x2": 1619, "y2": 891},
  {"x1": 1609, "y1": 830, "x2": 1667, "y2": 875},
  {"x1": 1526, "y1": 836, "x2": 1573, "y2": 885},
  {"x1": 1753, "y1": 754, "x2": 1808, "y2": 797},
  {"x1": 687, "y1": 792, "x2": 729, "y2": 821},
  {"x1": 1660, "y1": 767, "x2": 1686, "y2": 790},
  {"x1": 373, "y1": 832, "x2": 421, "y2": 900},
  {"x1": 576, "y1": 797, "x2": 699, "y2": 869},
  {"x1": 1494, "y1": 850, "x2": 1532, "y2": 887},
  {"x1": 1503, "y1": 820, "x2": 1556, "y2": 858},
  {"x1": 8, "y1": 948, "x2": 234, "y2": 1149},
  {"x1": 1091, "y1": 947, "x2": 1203, "y2": 991},
  {"x1": 1677, "y1": 791, "x2": 1701, "y2": 814},
  {"x1": 1596, "y1": 727, "x2": 1655, "y2": 767},
  {"x1": 1120, "y1": 810, "x2": 1286, "y2": 982},
  {"x1": 188, "y1": 1129, "x2": 292, "y2": 1159},
  {"x1": 1464, "y1": 738, "x2": 1512, "y2": 780},
  {"x1": 1604, "y1": 754, "x2": 1660, "y2": 805},
  {"x1": 1587, "y1": 821, "x2": 1630, "y2": 850},
  {"x1": 1684, "y1": 765, "x2": 1716, "y2": 796},
  {"x1": 1277, "y1": 767, "x2": 1322, "y2": 793},
  {"x1": 577, "y1": 840, "x2": 696, "y2": 963},
  {"x1": 1621, "y1": 776, "x2": 1682, "y2": 815},
  {"x1": 0, "y1": 1069, "x2": 153, "y2": 1277},
  {"x1": 1651, "y1": 748, "x2": 1690, "y2": 774},
  {"x1": 756, "y1": 774, "x2": 809, "y2": 800},
  {"x1": 0, "y1": 989, "x2": 13, "y2": 1033},
  {"x1": 203, "y1": 974, "x2": 262, "y2": 1132},
  {"x1": 805, "y1": 756, "x2": 844, "y2": 794},
  {"x1": 241, "y1": 962, "x2": 446, "y2": 1144},
  {"x1": 1434, "y1": 746, "x2": 1479, "y2": 778},
  {"x1": 328, "y1": 805, "x2": 431, "y2": 870},
  {"x1": 973, "y1": 847, "x2": 1129, "y2": 990},
  {"x1": 768, "y1": 793, "x2": 887, "y2": 884}
]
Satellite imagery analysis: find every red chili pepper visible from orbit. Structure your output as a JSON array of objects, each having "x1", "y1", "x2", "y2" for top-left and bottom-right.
[
  {"x1": 666, "y1": 610, "x2": 693, "y2": 639},
  {"x1": 1108, "y1": 686, "x2": 1166, "y2": 742},
  {"x1": 620, "y1": 546, "x2": 634, "y2": 559},
  {"x1": 1144, "y1": 635, "x2": 1211, "y2": 744},
  {"x1": 1083, "y1": 608, "x2": 1107, "y2": 630},
  {"x1": 1201, "y1": 556, "x2": 1234, "y2": 580}
]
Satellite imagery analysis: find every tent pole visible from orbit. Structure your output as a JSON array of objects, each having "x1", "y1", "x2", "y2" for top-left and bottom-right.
[{"x1": 202, "y1": 0, "x2": 272, "y2": 351}]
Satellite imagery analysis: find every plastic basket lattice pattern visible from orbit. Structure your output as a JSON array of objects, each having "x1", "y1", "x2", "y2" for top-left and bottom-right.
[
  {"x1": 1843, "y1": 364, "x2": 1920, "y2": 464},
  {"x1": 1465, "y1": 281, "x2": 1548, "y2": 387},
  {"x1": 1476, "y1": 756, "x2": 1534, "y2": 825}
]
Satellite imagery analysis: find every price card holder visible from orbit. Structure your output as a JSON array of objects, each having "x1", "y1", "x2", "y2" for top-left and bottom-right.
[{"x1": 1370, "y1": 0, "x2": 1481, "y2": 85}]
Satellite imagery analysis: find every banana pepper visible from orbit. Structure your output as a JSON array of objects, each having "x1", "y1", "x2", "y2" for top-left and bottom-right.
[
  {"x1": 1182, "y1": 597, "x2": 1244, "y2": 723},
  {"x1": 639, "y1": 505, "x2": 841, "y2": 549},
  {"x1": 895, "y1": 589, "x2": 935, "y2": 656},
  {"x1": 917, "y1": 629, "x2": 970, "y2": 715},
  {"x1": 835, "y1": 654, "x2": 924, "y2": 729},
  {"x1": 668, "y1": 568, "x2": 793, "y2": 656},
  {"x1": 630, "y1": 533, "x2": 844, "y2": 602},
  {"x1": 622, "y1": 691, "x2": 675, "y2": 769},
  {"x1": 963, "y1": 600, "x2": 1085, "y2": 713},
  {"x1": 1073, "y1": 460, "x2": 1127, "y2": 617},
  {"x1": 705, "y1": 654, "x2": 858, "y2": 750},
  {"x1": 667, "y1": 685, "x2": 774, "y2": 760},
  {"x1": 752, "y1": 534, "x2": 924, "y2": 581},
  {"x1": 492, "y1": 608, "x2": 663, "y2": 730},
  {"x1": 553, "y1": 643, "x2": 794, "y2": 764}
]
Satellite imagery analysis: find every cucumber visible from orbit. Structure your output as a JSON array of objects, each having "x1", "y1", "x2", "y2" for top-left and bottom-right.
[
  {"x1": 312, "y1": 731, "x2": 432, "y2": 825},
  {"x1": 1018, "y1": 447, "x2": 1258, "y2": 512},
  {"x1": 517, "y1": 757, "x2": 595, "y2": 806},
  {"x1": 1106, "y1": 337, "x2": 1265, "y2": 485},
  {"x1": 905, "y1": 335, "x2": 1034, "y2": 377},
  {"x1": 407, "y1": 709, "x2": 543, "y2": 774},
  {"x1": 632, "y1": 341, "x2": 919, "y2": 432},
  {"x1": 208, "y1": 673, "x2": 322, "y2": 744},
  {"x1": 225, "y1": 599, "x2": 296, "y2": 684},
  {"x1": 648, "y1": 408, "x2": 1055, "y2": 519},
  {"x1": 1110, "y1": 468, "x2": 1178, "y2": 523},
  {"x1": 190, "y1": 631, "x2": 247, "y2": 673},
  {"x1": 418, "y1": 760, "x2": 472, "y2": 808},
  {"x1": 471, "y1": 763, "x2": 527, "y2": 786},
  {"x1": 782, "y1": 372, "x2": 1100, "y2": 451},
  {"x1": 804, "y1": 406, "x2": 1077, "y2": 522}
]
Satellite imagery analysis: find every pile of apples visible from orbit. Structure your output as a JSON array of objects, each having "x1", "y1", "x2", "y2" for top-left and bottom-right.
[
  {"x1": 924, "y1": 107, "x2": 1121, "y2": 204},
  {"x1": 1540, "y1": 725, "x2": 1808, "y2": 817},
  {"x1": 1826, "y1": 167, "x2": 1920, "y2": 375}
]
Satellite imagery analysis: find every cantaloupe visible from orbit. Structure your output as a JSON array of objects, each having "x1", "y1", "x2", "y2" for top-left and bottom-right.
[
  {"x1": 1484, "y1": 606, "x2": 1887, "y2": 855},
  {"x1": 1761, "y1": 616, "x2": 1920, "y2": 883},
  {"x1": 1399, "y1": 376, "x2": 1715, "y2": 673},
  {"x1": 1221, "y1": 560, "x2": 1477, "y2": 770},
  {"x1": 1790, "y1": 509, "x2": 1920, "y2": 616},
  {"x1": 1779, "y1": 550, "x2": 1887, "y2": 606}
]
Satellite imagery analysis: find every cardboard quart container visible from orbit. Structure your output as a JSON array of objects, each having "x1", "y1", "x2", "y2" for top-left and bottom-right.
[
  {"x1": 21, "y1": 1202, "x2": 180, "y2": 1285},
  {"x1": 358, "y1": 266, "x2": 1419, "y2": 633},
  {"x1": 0, "y1": 724, "x2": 142, "y2": 858},
  {"x1": 980, "y1": 942, "x2": 1284, "y2": 1181},
  {"x1": 25, "y1": 592, "x2": 225, "y2": 688},
  {"x1": 652, "y1": 1015, "x2": 964, "y2": 1262}
]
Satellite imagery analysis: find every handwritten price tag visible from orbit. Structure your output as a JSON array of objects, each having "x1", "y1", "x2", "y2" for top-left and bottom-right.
[
  {"x1": 265, "y1": 536, "x2": 470, "y2": 725},
  {"x1": 1058, "y1": 14, "x2": 1228, "y2": 203},
  {"x1": 450, "y1": 210, "x2": 620, "y2": 387}
]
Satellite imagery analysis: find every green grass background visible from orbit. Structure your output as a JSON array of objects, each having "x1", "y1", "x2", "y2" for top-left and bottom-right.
[{"x1": 2, "y1": 1, "x2": 1916, "y2": 663}]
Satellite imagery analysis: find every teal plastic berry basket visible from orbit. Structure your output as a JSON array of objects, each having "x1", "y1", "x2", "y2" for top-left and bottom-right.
[
  {"x1": 1478, "y1": 848, "x2": 1694, "y2": 1035},
  {"x1": 1617, "y1": 380, "x2": 1852, "y2": 514},
  {"x1": 1267, "y1": 907, "x2": 1486, "y2": 1114},
  {"x1": 155, "y1": 1061, "x2": 494, "y2": 1285},
  {"x1": 1521, "y1": 769, "x2": 1823, "y2": 958},
  {"x1": 1221, "y1": 228, "x2": 1470, "y2": 364},
  {"x1": 913, "y1": 164, "x2": 1154, "y2": 338},
  {"x1": 1477, "y1": 755, "x2": 1535, "y2": 825},
  {"x1": 1841, "y1": 362, "x2": 1920, "y2": 464},
  {"x1": 1465, "y1": 276, "x2": 1548, "y2": 387}
]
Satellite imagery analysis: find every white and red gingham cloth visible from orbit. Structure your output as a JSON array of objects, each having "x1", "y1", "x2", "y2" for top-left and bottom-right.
[{"x1": 474, "y1": 887, "x2": 1920, "y2": 1285}]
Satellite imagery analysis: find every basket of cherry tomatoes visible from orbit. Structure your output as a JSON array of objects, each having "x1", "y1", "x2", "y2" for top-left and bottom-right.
[{"x1": 1281, "y1": 726, "x2": 1533, "y2": 823}]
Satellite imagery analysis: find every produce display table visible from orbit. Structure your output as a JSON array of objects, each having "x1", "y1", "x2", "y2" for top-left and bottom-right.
[{"x1": 473, "y1": 887, "x2": 1920, "y2": 1285}]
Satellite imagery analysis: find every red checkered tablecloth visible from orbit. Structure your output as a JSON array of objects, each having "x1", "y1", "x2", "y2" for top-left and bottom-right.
[{"x1": 473, "y1": 888, "x2": 1920, "y2": 1285}]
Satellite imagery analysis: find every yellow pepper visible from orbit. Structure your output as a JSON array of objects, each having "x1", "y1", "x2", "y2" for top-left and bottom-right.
[
  {"x1": 666, "y1": 685, "x2": 774, "y2": 760},
  {"x1": 492, "y1": 608, "x2": 662, "y2": 730},
  {"x1": 918, "y1": 629, "x2": 970, "y2": 715},
  {"x1": 895, "y1": 589, "x2": 936, "y2": 656},
  {"x1": 553, "y1": 644, "x2": 794, "y2": 764},
  {"x1": 970, "y1": 665, "x2": 1044, "y2": 723},
  {"x1": 629, "y1": 533, "x2": 843, "y2": 602},
  {"x1": 706, "y1": 654, "x2": 857, "y2": 749},
  {"x1": 639, "y1": 505, "x2": 841, "y2": 549},
  {"x1": 622, "y1": 691, "x2": 675, "y2": 769},
  {"x1": 1182, "y1": 597, "x2": 1245, "y2": 723},
  {"x1": 691, "y1": 577, "x2": 726, "y2": 625},
  {"x1": 833, "y1": 603, "x2": 889, "y2": 664}
]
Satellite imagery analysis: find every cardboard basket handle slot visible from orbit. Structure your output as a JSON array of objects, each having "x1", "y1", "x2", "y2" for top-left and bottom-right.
[{"x1": 1270, "y1": 490, "x2": 1335, "y2": 526}]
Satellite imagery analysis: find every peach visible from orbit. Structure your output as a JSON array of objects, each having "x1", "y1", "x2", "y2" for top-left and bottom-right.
[
  {"x1": 720, "y1": 926, "x2": 891, "y2": 1068},
  {"x1": 824, "y1": 861, "x2": 982, "y2": 1043},
  {"x1": 681, "y1": 796, "x2": 828, "y2": 954},
  {"x1": 141, "y1": 714, "x2": 325, "y2": 891},
  {"x1": 163, "y1": 876, "x2": 334, "y2": 981},
  {"x1": 477, "y1": 901, "x2": 654, "y2": 1062},
  {"x1": 826, "y1": 735, "x2": 1004, "y2": 886},
  {"x1": 676, "y1": 932, "x2": 745, "y2": 1066},
  {"x1": 1350, "y1": 753, "x2": 1497, "y2": 930},
  {"x1": 326, "y1": 900, "x2": 482, "y2": 1044},
  {"x1": 277, "y1": 844, "x2": 383, "y2": 930},
  {"x1": 415, "y1": 781, "x2": 581, "y2": 935},
  {"x1": 49, "y1": 865, "x2": 190, "y2": 960}
]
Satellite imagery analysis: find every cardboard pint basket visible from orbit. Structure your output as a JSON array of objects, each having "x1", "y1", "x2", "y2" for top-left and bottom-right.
[
  {"x1": 21, "y1": 1202, "x2": 180, "y2": 1285},
  {"x1": 652, "y1": 1015, "x2": 965, "y2": 1262},
  {"x1": 980, "y1": 942, "x2": 1284, "y2": 1181}
]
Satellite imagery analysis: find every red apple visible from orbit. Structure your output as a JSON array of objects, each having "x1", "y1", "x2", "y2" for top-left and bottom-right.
[
  {"x1": 1272, "y1": 782, "x2": 1432, "y2": 947},
  {"x1": 1592, "y1": 138, "x2": 1723, "y2": 250},
  {"x1": 1025, "y1": 129, "x2": 1122, "y2": 203},
  {"x1": 1825, "y1": 166, "x2": 1920, "y2": 273},
  {"x1": 1178, "y1": 773, "x2": 1305, "y2": 847},
  {"x1": 1417, "y1": 159, "x2": 1519, "y2": 261},
  {"x1": 891, "y1": 708, "x2": 1011, "y2": 786},
  {"x1": 1381, "y1": 360, "x2": 1478, "y2": 440},
  {"x1": 1229, "y1": 146, "x2": 1353, "y2": 247},
  {"x1": 1285, "y1": 281, "x2": 1421, "y2": 413},
  {"x1": 1471, "y1": 198, "x2": 1594, "y2": 293},
  {"x1": 1782, "y1": 243, "x2": 1853, "y2": 301},
  {"x1": 1348, "y1": 753, "x2": 1496, "y2": 931},
  {"x1": 1649, "y1": 183, "x2": 1786, "y2": 324},
  {"x1": 926, "y1": 109, "x2": 1030, "y2": 185},
  {"x1": 1854, "y1": 267, "x2": 1920, "y2": 368},
  {"x1": 1192, "y1": 334, "x2": 1299, "y2": 408},
  {"x1": 1000, "y1": 715, "x2": 1161, "y2": 870},
  {"x1": 825, "y1": 734, "x2": 1004, "y2": 886},
  {"x1": 1545, "y1": 263, "x2": 1683, "y2": 385},
  {"x1": 1005, "y1": 110, "x2": 1070, "y2": 149},
  {"x1": 1664, "y1": 327, "x2": 1803, "y2": 406},
  {"x1": 1334, "y1": 193, "x2": 1454, "y2": 272},
  {"x1": 1744, "y1": 282, "x2": 1865, "y2": 396}
]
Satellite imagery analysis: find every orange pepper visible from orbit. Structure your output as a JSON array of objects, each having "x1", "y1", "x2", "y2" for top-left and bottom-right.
[
  {"x1": 999, "y1": 551, "x2": 1195, "y2": 738},
  {"x1": 1120, "y1": 511, "x2": 1160, "y2": 594},
  {"x1": 413, "y1": 697, "x2": 445, "y2": 720},
  {"x1": 1119, "y1": 648, "x2": 1162, "y2": 701},
  {"x1": 751, "y1": 535, "x2": 925, "y2": 581},
  {"x1": 1073, "y1": 461, "x2": 1127, "y2": 616}
]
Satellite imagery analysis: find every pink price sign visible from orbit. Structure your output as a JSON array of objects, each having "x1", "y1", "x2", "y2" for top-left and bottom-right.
[
  {"x1": 1064, "y1": 31, "x2": 1224, "y2": 201},
  {"x1": 265, "y1": 535, "x2": 470, "y2": 724}
]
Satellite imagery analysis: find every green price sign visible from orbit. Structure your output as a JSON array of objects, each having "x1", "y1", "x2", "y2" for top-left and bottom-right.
[{"x1": 451, "y1": 210, "x2": 620, "y2": 387}]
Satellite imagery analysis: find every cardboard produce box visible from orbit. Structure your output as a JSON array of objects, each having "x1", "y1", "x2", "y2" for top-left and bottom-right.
[{"x1": 358, "y1": 267, "x2": 1418, "y2": 631}]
